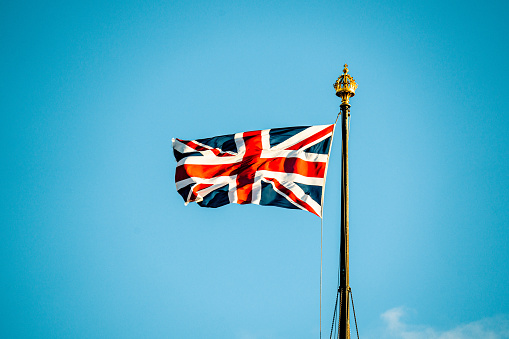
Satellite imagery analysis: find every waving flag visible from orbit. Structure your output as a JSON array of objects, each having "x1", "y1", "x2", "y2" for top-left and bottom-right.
[{"x1": 172, "y1": 124, "x2": 335, "y2": 217}]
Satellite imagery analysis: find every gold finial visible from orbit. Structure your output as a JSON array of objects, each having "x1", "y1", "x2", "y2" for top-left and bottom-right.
[{"x1": 334, "y1": 63, "x2": 358, "y2": 105}]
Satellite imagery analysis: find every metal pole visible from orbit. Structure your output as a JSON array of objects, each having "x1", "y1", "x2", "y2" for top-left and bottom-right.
[
  {"x1": 339, "y1": 102, "x2": 350, "y2": 339},
  {"x1": 333, "y1": 64, "x2": 357, "y2": 339}
]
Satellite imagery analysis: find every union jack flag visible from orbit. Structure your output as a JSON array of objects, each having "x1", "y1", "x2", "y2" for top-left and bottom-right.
[{"x1": 172, "y1": 124, "x2": 335, "y2": 217}]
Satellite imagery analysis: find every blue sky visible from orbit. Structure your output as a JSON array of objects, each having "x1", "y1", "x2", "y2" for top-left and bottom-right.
[{"x1": 2, "y1": 0, "x2": 509, "y2": 338}]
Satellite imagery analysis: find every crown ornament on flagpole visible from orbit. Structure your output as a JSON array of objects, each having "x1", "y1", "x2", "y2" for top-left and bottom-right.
[{"x1": 334, "y1": 64, "x2": 358, "y2": 105}]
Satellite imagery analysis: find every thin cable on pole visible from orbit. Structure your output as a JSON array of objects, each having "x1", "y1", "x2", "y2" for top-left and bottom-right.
[
  {"x1": 321, "y1": 119, "x2": 339, "y2": 339},
  {"x1": 329, "y1": 288, "x2": 339, "y2": 339},
  {"x1": 328, "y1": 127, "x2": 344, "y2": 339},
  {"x1": 337, "y1": 288, "x2": 342, "y2": 339},
  {"x1": 320, "y1": 218, "x2": 323, "y2": 339},
  {"x1": 331, "y1": 116, "x2": 344, "y2": 339},
  {"x1": 350, "y1": 288, "x2": 360, "y2": 339}
]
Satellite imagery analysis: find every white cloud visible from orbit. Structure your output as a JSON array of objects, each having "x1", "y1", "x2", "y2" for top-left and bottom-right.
[{"x1": 379, "y1": 307, "x2": 509, "y2": 339}]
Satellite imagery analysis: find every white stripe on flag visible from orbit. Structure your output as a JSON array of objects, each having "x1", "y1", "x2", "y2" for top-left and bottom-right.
[
  {"x1": 176, "y1": 176, "x2": 236, "y2": 191},
  {"x1": 256, "y1": 170, "x2": 325, "y2": 186},
  {"x1": 234, "y1": 132, "x2": 246, "y2": 154},
  {"x1": 228, "y1": 177, "x2": 238, "y2": 204},
  {"x1": 176, "y1": 154, "x2": 243, "y2": 167},
  {"x1": 260, "y1": 150, "x2": 329, "y2": 163},
  {"x1": 270, "y1": 125, "x2": 331, "y2": 151}
]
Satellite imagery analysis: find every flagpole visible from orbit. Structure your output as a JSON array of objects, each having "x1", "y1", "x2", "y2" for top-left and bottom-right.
[{"x1": 334, "y1": 64, "x2": 358, "y2": 339}]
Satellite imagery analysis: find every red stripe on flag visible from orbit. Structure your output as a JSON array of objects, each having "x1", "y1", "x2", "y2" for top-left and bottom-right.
[
  {"x1": 176, "y1": 157, "x2": 326, "y2": 183},
  {"x1": 236, "y1": 130, "x2": 263, "y2": 204},
  {"x1": 175, "y1": 163, "x2": 240, "y2": 182},
  {"x1": 258, "y1": 157, "x2": 326, "y2": 178}
]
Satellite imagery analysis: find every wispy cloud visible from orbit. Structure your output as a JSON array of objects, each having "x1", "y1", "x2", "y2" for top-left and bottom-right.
[{"x1": 379, "y1": 307, "x2": 509, "y2": 339}]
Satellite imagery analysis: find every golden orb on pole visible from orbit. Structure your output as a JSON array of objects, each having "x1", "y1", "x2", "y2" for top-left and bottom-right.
[{"x1": 334, "y1": 64, "x2": 358, "y2": 105}]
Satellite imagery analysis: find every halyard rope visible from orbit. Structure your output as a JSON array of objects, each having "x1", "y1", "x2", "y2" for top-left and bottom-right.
[
  {"x1": 329, "y1": 288, "x2": 339, "y2": 339},
  {"x1": 350, "y1": 288, "x2": 360, "y2": 339},
  {"x1": 321, "y1": 114, "x2": 340, "y2": 339}
]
